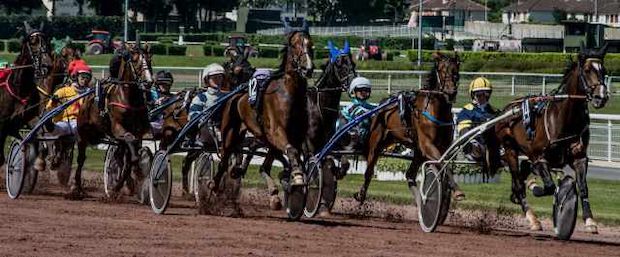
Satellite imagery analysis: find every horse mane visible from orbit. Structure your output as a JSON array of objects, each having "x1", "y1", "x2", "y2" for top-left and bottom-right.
[
  {"x1": 550, "y1": 58, "x2": 577, "y2": 95},
  {"x1": 424, "y1": 62, "x2": 439, "y2": 90}
]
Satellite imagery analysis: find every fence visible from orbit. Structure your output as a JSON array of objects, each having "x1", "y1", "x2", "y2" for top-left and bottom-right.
[{"x1": 90, "y1": 66, "x2": 620, "y2": 162}]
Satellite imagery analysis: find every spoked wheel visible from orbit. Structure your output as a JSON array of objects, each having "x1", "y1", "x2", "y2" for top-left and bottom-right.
[
  {"x1": 6, "y1": 140, "x2": 26, "y2": 199},
  {"x1": 103, "y1": 145, "x2": 125, "y2": 197},
  {"x1": 136, "y1": 147, "x2": 153, "y2": 204},
  {"x1": 283, "y1": 173, "x2": 307, "y2": 221},
  {"x1": 193, "y1": 153, "x2": 216, "y2": 209},
  {"x1": 417, "y1": 165, "x2": 451, "y2": 232},
  {"x1": 304, "y1": 161, "x2": 322, "y2": 218},
  {"x1": 149, "y1": 150, "x2": 172, "y2": 214},
  {"x1": 553, "y1": 176, "x2": 578, "y2": 240}
]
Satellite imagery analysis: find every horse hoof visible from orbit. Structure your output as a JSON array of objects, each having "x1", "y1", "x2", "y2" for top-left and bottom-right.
[
  {"x1": 353, "y1": 191, "x2": 366, "y2": 203},
  {"x1": 585, "y1": 218, "x2": 599, "y2": 234},
  {"x1": 269, "y1": 195, "x2": 282, "y2": 210},
  {"x1": 34, "y1": 157, "x2": 46, "y2": 172},
  {"x1": 64, "y1": 188, "x2": 86, "y2": 201},
  {"x1": 206, "y1": 180, "x2": 216, "y2": 190},
  {"x1": 319, "y1": 209, "x2": 332, "y2": 218},
  {"x1": 526, "y1": 210, "x2": 542, "y2": 231},
  {"x1": 291, "y1": 172, "x2": 304, "y2": 186},
  {"x1": 452, "y1": 190, "x2": 466, "y2": 201},
  {"x1": 530, "y1": 222, "x2": 542, "y2": 231}
]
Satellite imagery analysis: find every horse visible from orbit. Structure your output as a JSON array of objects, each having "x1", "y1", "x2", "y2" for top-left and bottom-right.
[
  {"x1": 239, "y1": 41, "x2": 357, "y2": 210},
  {"x1": 353, "y1": 52, "x2": 461, "y2": 204},
  {"x1": 0, "y1": 27, "x2": 52, "y2": 167},
  {"x1": 69, "y1": 48, "x2": 152, "y2": 199},
  {"x1": 217, "y1": 26, "x2": 314, "y2": 207},
  {"x1": 492, "y1": 43, "x2": 610, "y2": 233}
]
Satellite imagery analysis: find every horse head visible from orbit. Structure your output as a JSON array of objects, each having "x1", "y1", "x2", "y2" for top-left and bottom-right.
[
  {"x1": 225, "y1": 47, "x2": 255, "y2": 87},
  {"x1": 578, "y1": 42, "x2": 609, "y2": 109},
  {"x1": 20, "y1": 21, "x2": 52, "y2": 81},
  {"x1": 283, "y1": 18, "x2": 314, "y2": 78},
  {"x1": 430, "y1": 52, "x2": 460, "y2": 103},
  {"x1": 325, "y1": 40, "x2": 356, "y2": 91}
]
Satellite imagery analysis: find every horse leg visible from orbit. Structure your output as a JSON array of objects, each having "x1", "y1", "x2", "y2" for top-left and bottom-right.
[
  {"x1": 66, "y1": 139, "x2": 88, "y2": 200},
  {"x1": 571, "y1": 157, "x2": 597, "y2": 234},
  {"x1": 354, "y1": 137, "x2": 383, "y2": 204},
  {"x1": 267, "y1": 128, "x2": 304, "y2": 186},
  {"x1": 260, "y1": 150, "x2": 283, "y2": 210},
  {"x1": 126, "y1": 139, "x2": 144, "y2": 197},
  {"x1": 530, "y1": 159, "x2": 556, "y2": 197},
  {"x1": 181, "y1": 150, "x2": 199, "y2": 197},
  {"x1": 504, "y1": 147, "x2": 541, "y2": 230}
]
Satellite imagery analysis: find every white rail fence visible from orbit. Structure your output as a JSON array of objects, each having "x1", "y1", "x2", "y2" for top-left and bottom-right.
[{"x1": 90, "y1": 66, "x2": 620, "y2": 162}]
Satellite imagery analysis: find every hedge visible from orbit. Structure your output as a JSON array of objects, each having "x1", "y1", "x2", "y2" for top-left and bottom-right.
[
  {"x1": 202, "y1": 45, "x2": 226, "y2": 56},
  {"x1": 151, "y1": 44, "x2": 167, "y2": 55},
  {"x1": 0, "y1": 16, "x2": 130, "y2": 40},
  {"x1": 7, "y1": 39, "x2": 20, "y2": 53},
  {"x1": 168, "y1": 45, "x2": 187, "y2": 56}
]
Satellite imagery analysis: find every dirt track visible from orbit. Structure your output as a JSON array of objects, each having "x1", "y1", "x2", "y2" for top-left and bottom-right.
[{"x1": 1, "y1": 171, "x2": 620, "y2": 257}]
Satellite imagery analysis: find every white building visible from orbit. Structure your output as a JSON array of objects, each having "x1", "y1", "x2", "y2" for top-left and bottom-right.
[{"x1": 41, "y1": 0, "x2": 95, "y2": 17}]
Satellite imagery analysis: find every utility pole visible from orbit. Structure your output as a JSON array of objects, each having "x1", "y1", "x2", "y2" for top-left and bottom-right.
[
  {"x1": 485, "y1": 0, "x2": 488, "y2": 22},
  {"x1": 595, "y1": 0, "x2": 598, "y2": 22},
  {"x1": 124, "y1": 0, "x2": 129, "y2": 42},
  {"x1": 417, "y1": 0, "x2": 423, "y2": 66}
]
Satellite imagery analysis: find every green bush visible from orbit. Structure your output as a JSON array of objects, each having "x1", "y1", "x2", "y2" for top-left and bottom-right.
[
  {"x1": 168, "y1": 45, "x2": 187, "y2": 56},
  {"x1": 7, "y1": 39, "x2": 20, "y2": 53},
  {"x1": 151, "y1": 44, "x2": 167, "y2": 55},
  {"x1": 202, "y1": 44, "x2": 226, "y2": 56},
  {"x1": 157, "y1": 37, "x2": 175, "y2": 45},
  {"x1": 259, "y1": 47, "x2": 280, "y2": 58},
  {"x1": 67, "y1": 42, "x2": 86, "y2": 53}
]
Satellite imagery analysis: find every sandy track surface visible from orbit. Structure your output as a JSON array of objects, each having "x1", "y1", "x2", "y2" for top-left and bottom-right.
[{"x1": 1, "y1": 170, "x2": 619, "y2": 257}]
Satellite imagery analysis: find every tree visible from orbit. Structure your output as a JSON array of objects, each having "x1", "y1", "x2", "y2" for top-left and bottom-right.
[
  {"x1": 86, "y1": 0, "x2": 123, "y2": 16},
  {"x1": 308, "y1": 0, "x2": 340, "y2": 24},
  {"x1": 75, "y1": 0, "x2": 85, "y2": 16},
  {"x1": 0, "y1": 0, "x2": 42, "y2": 15},
  {"x1": 383, "y1": 0, "x2": 406, "y2": 24}
]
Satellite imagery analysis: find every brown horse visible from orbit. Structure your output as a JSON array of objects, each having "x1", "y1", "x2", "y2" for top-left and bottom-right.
[
  {"x1": 70, "y1": 48, "x2": 152, "y2": 199},
  {"x1": 240, "y1": 46, "x2": 357, "y2": 210},
  {"x1": 217, "y1": 29, "x2": 314, "y2": 201},
  {"x1": 354, "y1": 52, "x2": 461, "y2": 203},
  {"x1": 493, "y1": 44, "x2": 609, "y2": 232},
  {"x1": 0, "y1": 29, "x2": 52, "y2": 167}
]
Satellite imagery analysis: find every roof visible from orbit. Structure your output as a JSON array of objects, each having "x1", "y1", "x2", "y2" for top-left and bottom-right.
[
  {"x1": 410, "y1": 0, "x2": 489, "y2": 12},
  {"x1": 505, "y1": 0, "x2": 620, "y2": 14}
]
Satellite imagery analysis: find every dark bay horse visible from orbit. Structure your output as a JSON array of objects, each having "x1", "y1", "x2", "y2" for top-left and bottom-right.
[
  {"x1": 0, "y1": 30, "x2": 52, "y2": 167},
  {"x1": 70, "y1": 49, "x2": 152, "y2": 199},
  {"x1": 217, "y1": 29, "x2": 314, "y2": 199},
  {"x1": 241, "y1": 42, "x2": 357, "y2": 210},
  {"x1": 493, "y1": 44, "x2": 609, "y2": 232},
  {"x1": 354, "y1": 52, "x2": 461, "y2": 203}
]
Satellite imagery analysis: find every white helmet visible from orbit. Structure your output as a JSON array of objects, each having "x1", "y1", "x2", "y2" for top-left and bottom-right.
[
  {"x1": 348, "y1": 76, "x2": 372, "y2": 95},
  {"x1": 202, "y1": 63, "x2": 225, "y2": 81}
]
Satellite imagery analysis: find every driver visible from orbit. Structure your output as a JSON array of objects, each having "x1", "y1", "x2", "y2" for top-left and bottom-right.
[{"x1": 456, "y1": 77, "x2": 498, "y2": 161}]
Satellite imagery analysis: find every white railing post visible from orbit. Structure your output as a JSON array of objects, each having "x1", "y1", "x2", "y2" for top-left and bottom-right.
[
  {"x1": 418, "y1": 75, "x2": 422, "y2": 89},
  {"x1": 198, "y1": 70, "x2": 202, "y2": 88},
  {"x1": 387, "y1": 74, "x2": 392, "y2": 94},
  {"x1": 101, "y1": 69, "x2": 105, "y2": 79},
  {"x1": 511, "y1": 75, "x2": 516, "y2": 95},
  {"x1": 609, "y1": 120, "x2": 613, "y2": 162},
  {"x1": 542, "y1": 76, "x2": 546, "y2": 94}
]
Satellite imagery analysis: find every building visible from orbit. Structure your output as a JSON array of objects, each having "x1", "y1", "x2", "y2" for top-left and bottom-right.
[
  {"x1": 503, "y1": 0, "x2": 620, "y2": 26},
  {"x1": 409, "y1": 0, "x2": 490, "y2": 27},
  {"x1": 41, "y1": 0, "x2": 95, "y2": 17}
]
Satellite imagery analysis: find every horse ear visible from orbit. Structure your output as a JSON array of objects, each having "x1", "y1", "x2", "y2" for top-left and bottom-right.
[
  {"x1": 328, "y1": 40, "x2": 335, "y2": 52},
  {"x1": 281, "y1": 17, "x2": 291, "y2": 34},
  {"x1": 23, "y1": 21, "x2": 32, "y2": 34},
  {"x1": 302, "y1": 19, "x2": 309, "y2": 33},
  {"x1": 600, "y1": 42, "x2": 609, "y2": 55},
  {"x1": 243, "y1": 47, "x2": 250, "y2": 60},
  {"x1": 343, "y1": 40, "x2": 350, "y2": 54},
  {"x1": 432, "y1": 51, "x2": 442, "y2": 61}
]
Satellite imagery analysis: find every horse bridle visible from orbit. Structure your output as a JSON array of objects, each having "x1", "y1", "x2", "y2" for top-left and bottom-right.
[
  {"x1": 26, "y1": 33, "x2": 50, "y2": 81},
  {"x1": 432, "y1": 57, "x2": 460, "y2": 103},
  {"x1": 578, "y1": 57, "x2": 608, "y2": 101}
]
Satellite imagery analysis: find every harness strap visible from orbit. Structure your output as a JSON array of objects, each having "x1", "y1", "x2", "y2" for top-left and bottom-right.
[
  {"x1": 109, "y1": 102, "x2": 146, "y2": 111},
  {"x1": 0, "y1": 73, "x2": 29, "y2": 105},
  {"x1": 36, "y1": 85, "x2": 50, "y2": 97},
  {"x1": 421, "y1": 111, "x2": 453, "y2": 126}
]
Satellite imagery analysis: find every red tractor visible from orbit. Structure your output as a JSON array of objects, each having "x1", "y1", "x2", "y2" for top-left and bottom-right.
[
  {"x1": 86, "y1": 30, "x2": 122, "y2": 55},
  {"x1": 357, "y1": 38, "x2": 387, "y2": 61}
]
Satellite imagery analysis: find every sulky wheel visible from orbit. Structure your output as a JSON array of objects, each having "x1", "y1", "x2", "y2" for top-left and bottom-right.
[
  {"x1": 303, "y1": 161, "x2": 322, "y2": 218},
  {"x1": 193, "y1": 152, "x2": 216, "y2": 207},
  {"x1": 283, "y1": 173, "x2": 307, "y2": 221},
  {"x1": 103, "y1": 145, "x2": 125, "y2": 197},
  {"x1": 417, "y1": 165, "x2": 451, "y2": 233},
  {"x1": 553, "y1": 176, "x2": 578, "y2": 241},
  {"x1": 6, "y1": 139, "x2": 26, "y2": 199},
  {"x1": 149, "y1": 150, "x2": 172, "y2": 214}
]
